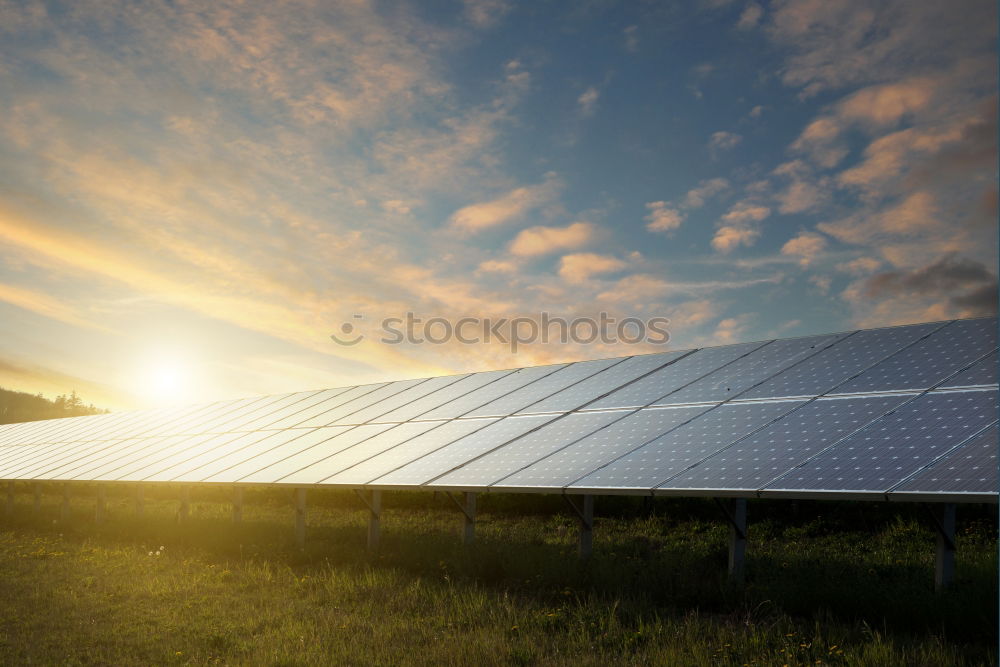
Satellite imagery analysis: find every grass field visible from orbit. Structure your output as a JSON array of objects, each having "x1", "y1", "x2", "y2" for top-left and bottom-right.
[{"x1": 0, "y1": 485, "x2": 995, "y2": 665}]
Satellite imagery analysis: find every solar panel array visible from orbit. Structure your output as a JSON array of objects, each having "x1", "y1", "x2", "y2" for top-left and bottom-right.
[{"x1": 0, "y1": 317, "x2": 996, "y2": 503}]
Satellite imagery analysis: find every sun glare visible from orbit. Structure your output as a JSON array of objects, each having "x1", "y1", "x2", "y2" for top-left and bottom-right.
[{"x1": 134, "y1": 351, "x2": 197, "y2": 405}]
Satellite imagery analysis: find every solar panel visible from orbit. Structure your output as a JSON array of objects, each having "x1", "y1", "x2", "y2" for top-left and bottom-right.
[
  {"x1": 891, "y1": 423, "x2": 998, "y2": 497},
  {"x1": 494, "y1": 405, "x2": 712, "y2": 490},
  {"x1": 763, "y1": 389, "x2": 999, "y2": 496},
  {"x1": 295, "y1": 379, "x2": 428, "y2": 427},
  {"x1": 740, "y1": 322, "x2": 944, "y2": 399},
  {"x1": 431, "y1": 410, "x2": 627, "y2": 488},
  {"x1": 833, "y1": 318, "x2": 997, "y2": 395},
  {"x1": 368, "y1": 370, "x2": 516, "y2": 423},
  {"x1": 662, "y1": 395, "x2": 912, "y2": 493},
  {"x1": 263, "y1": 383, "x2": 388, "y2": 429},
  {"x1": 0, "y1": 316, "x2": 994, "y2": 505},
  {"x1": 328, "y1": 374, "x2": 469, "y2": 425},
  {"x1": 515, "y1": 351, "x2": 688, "y2": 414},
  {"x1": 586, "y1": 341, "x2": 764, "y2": 410},
  {"x1": 569, "y1": 400, "x2": 806, "y2": 491},
  {"x1": 177, "y1": 428, "x2": 344, "y2": 483},
  {"x1": 369, "y1": 414, "x2": 555, "y2": 487},
  {"x1": 229, "y1": 424, "x2": 400, "y2": 484},
  {"x1": 940, "y1": 351, "x2": 998, "y2": 388},
  {"x1": 661, "y1": 334, "x2": 845, "y2": 405},
  {"x1": 463, "y1": 358, "x2": 625, "y2": 418},
  {"x1": 270, "y1": 421, "x2": 445, "y2": 485},
  {"x1": 199, "y1": 427, "x2": 356, "y2": 483},
  {"x1": 416, "y1": 364, "x2": 569, "y2": 420}
]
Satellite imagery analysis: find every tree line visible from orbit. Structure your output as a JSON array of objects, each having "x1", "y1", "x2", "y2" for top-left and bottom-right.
[{"x1": 0, "y1": 387, "x2": 109, "y2": 425}]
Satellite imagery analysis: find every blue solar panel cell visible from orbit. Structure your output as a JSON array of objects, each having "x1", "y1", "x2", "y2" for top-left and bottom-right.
[
  {"x1": 892, "y1": 423, "x2": 998, "y2": 495},
  {"x1": 297, "y1": 379, "x2": 428, "y2": 427},
  {"x1": 416, "y1": 365, "x2": 569, "y2": 420},
  {"x1": 940, "y1": 351, "x2": 998, "y2": 389},
  {"x1": 740, "y1": 322, "x2": 943, "y2": 399},
  {"x1": 663, "y1": 395, "x2": 911, "y2": 492},
  {"x1": 495, "y1": 405, "x2": 711, "y2": 490},
  {"x1": 515, "y1": 351, "x2": 687, "y2": 414},
  {"x1": 432, "y1": 411, "x2": 627, "y2": 488},
  {"x1": 330, "y1": 375, "x2": 470, "y2": 425},
  {"x1": 369, "y1": 414, "x2": 555, "y2": 487},
  {"x1": 569, "y1": 400, "x2": 805, "y2": 490},
  {"x1": 586, "y1": 342, "x2": 764, "y2": 410},
  {"x1": 834, "y1": 318, "x2": 997, "y2": 394},
  {"x1": 463, "y1": 358, "x2": 624, "y2": 418},
  {"x1": 273, "y1": 422, "x2": 445, "y2": 485},
  {"x1": 369, "y1": 370, "x2": 516, "y2": 423},
  {"x1": 661, "y1": 334, "x2": 844, "y2": 405},
  {"x1": 764, "y1": 389, "x2": 999, "y2": 494}
]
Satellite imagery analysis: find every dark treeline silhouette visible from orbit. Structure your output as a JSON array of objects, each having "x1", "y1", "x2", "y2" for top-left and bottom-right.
[{"x1": 0, "y1": 387, "x2": 109, "y2": 425}]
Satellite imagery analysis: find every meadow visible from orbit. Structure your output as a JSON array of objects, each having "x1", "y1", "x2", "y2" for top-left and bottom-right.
[{"x1": 0, "y1": 485, "x2": 995, "y2": 666}]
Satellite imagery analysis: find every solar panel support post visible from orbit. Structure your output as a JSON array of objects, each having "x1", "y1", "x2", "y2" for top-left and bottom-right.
[
  {"x1": 135, "y1": 485, "x2": 144, "y2": 518},
  {"x1": 232, "y1": 487, "x2": 243, "y2": 525},
  {"x1": 61, "y1": 483, "x2": 71, "y2": 523},
  {"x1": 445, "y1": 492, "x2": 477, "y2": 544},
  {"x1": 96, "y1": 485, "x2": 106, "y2": 525},
  {"x1": 354, "y1": 489, "x2": 381, "y2": 552},
  {"x1": 929, "y1": 503, "x2": 956, "y2": 592},
  {"x1": 33, "y1": 482, "x2": 41, "y2": 515},
  {"x1": 563, "y1": 495, "x2": 594, "y2": 559},
  {"x1": 5, "y1": 481, "x2": 13, "y2": 517},
  {"x1": 294, "y1": 488, "x2": 307, "y2": 550},
  {"x1": 715, "y1": 498, "x2": 747, "y2": 584},
  {"x1": 179, "y1": 486, "x2": 190, "y2": 523}
]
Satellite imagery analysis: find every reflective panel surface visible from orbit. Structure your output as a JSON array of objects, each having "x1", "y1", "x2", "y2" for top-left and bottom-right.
[{"x1": 893, "y1": 423, "x2": 998, "y2": 495}]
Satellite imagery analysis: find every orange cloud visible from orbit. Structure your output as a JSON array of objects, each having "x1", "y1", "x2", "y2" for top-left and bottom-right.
[{"x1": 509, "y1": 222, "x2": 596, "y2": 257}]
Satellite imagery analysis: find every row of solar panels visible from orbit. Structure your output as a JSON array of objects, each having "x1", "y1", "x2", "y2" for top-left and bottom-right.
[{"x1": 0, "y1": 317, "x2": 996, "y2": 502}]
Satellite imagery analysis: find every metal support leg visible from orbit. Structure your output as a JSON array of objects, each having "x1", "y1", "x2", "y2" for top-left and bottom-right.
[
  {"x1": 932, "y1": 503, "x2": 956, "y2": 592},
  {"x1": 463, "y1": 492, "x2": 476, "y2": 545},
  {"x1": 726, "y1": 498, "x2": 747, "y2": 584},
  {"x1": 564, "y1": 495, "x2": 595, "y2": 559},
  {"x1": 61, "y1": 483, "x2": 71, "y2": 523},
  {"x1": 33, "y1": 482, "x2": 41, "y2": 514},
  {"x1": 295, "y1": 488, "x2": 306, "y2": 549},
  {"x1": 446, "y1": 492, "x2": 477, "y2": 544},
  {"x1": 179, "y1": 486, "x2": 190, "y2": 523},
  {"x1": 367, "y1": 490, "x2": 381, "y2": 552},
  {"x1": 5, "y1": 481, "x2": 13, "y2": 517},
  {"x1": 232, "y1": 487, "x2": 243, "y2": 525},
  {"x1": 96, "y1": 485, "x2": 106, "y2": 524},
  {"x1": 135, "y1": 485, "x2": 144, "y2": 518}
]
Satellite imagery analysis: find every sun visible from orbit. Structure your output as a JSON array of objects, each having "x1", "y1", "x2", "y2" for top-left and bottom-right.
[{"x1": 134, "y1": 351, "x2": 197, "y2": 405}]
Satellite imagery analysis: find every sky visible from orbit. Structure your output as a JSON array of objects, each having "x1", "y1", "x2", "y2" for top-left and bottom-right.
[{"x1": 0, "y1": 0, "x2": 996, "y2": 409}]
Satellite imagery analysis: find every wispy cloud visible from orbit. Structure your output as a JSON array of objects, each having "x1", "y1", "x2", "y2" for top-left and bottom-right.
[
  {"x1": 578, "y1": 86, "x2": 600, "y2": 116},
  {"x1": 449, "y1": 175, "x2": 561, "y2": 233},
  {"x1": 509, "y1": 222, "x2": 596, "y2": 256},
  {"x1": 644, "y1": 202, "x2": 684, "y2": 233},
  {"x1": 558, "y1": 253, "x2": 627, "y2": 283}
]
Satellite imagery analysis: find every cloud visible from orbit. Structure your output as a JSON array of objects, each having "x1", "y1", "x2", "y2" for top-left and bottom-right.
[
  {"x1": 748, "y1": 105, "x2": 765, "y2": 118},
  {"x1": 737, "y1": 3, "x2": 764, "y2": 30},
  {"x1": 623, "y1": 25, "x2": 639, "y2": 52},
  {"x1": 838, "y1": 77, "x2": 936, "y2": 126},
  {"x1": 836, "y1": 257, "x2": 882, "y2": 275},
  {"x1": 577, "y1": 86, "x2": 600, "y2": 116},
  {"x1": 644, "y1": 202, "x2": 684, "y2": 233},
  {"x1": 0, "y1": 282, "x2": 112, "y2": 333},
  {"x1": 780, "y1": 232, "x2": 827, "y2": 266},
  {"x1": 721, "y1": 202, "x2": 770, "y2": 224},
  {"x1": 809, "y1": 275, "x2": 832, "y2": 294},
  {"x1": 683, "y1": 178, "x2": 729, "y2": 208},
  {"x1": 509, "y1": 221, "x2": 596, "y2": 257},
  {"x1": 477, "y1": 259, "x2": 519, "y2": 273},
  {"x1": 448, "y1": 176, "x2": 560, "y2": 232},
  {"x1": 711, "y1": 225, "x2": 761, "y2": 253},
  {"x1": 462, "y1": 0, "x2": 512, "y2": 28},
  {"x1": 709, "y1": 130, "x2": 742, "y2": 153},
  {"x1": 843, "y1": 254, "x2": 998, "y2": 325},
  {"x1": 713, "y1": 315, "x2": 751, "y2": 343},
  {"x1": 557, "y1": 253, "x2": 627, "y2": 283}
]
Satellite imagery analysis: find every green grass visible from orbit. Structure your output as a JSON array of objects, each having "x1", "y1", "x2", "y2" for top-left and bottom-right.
[{"x1": 0, "y1": 485, "x2": 995, "y2": 665}]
